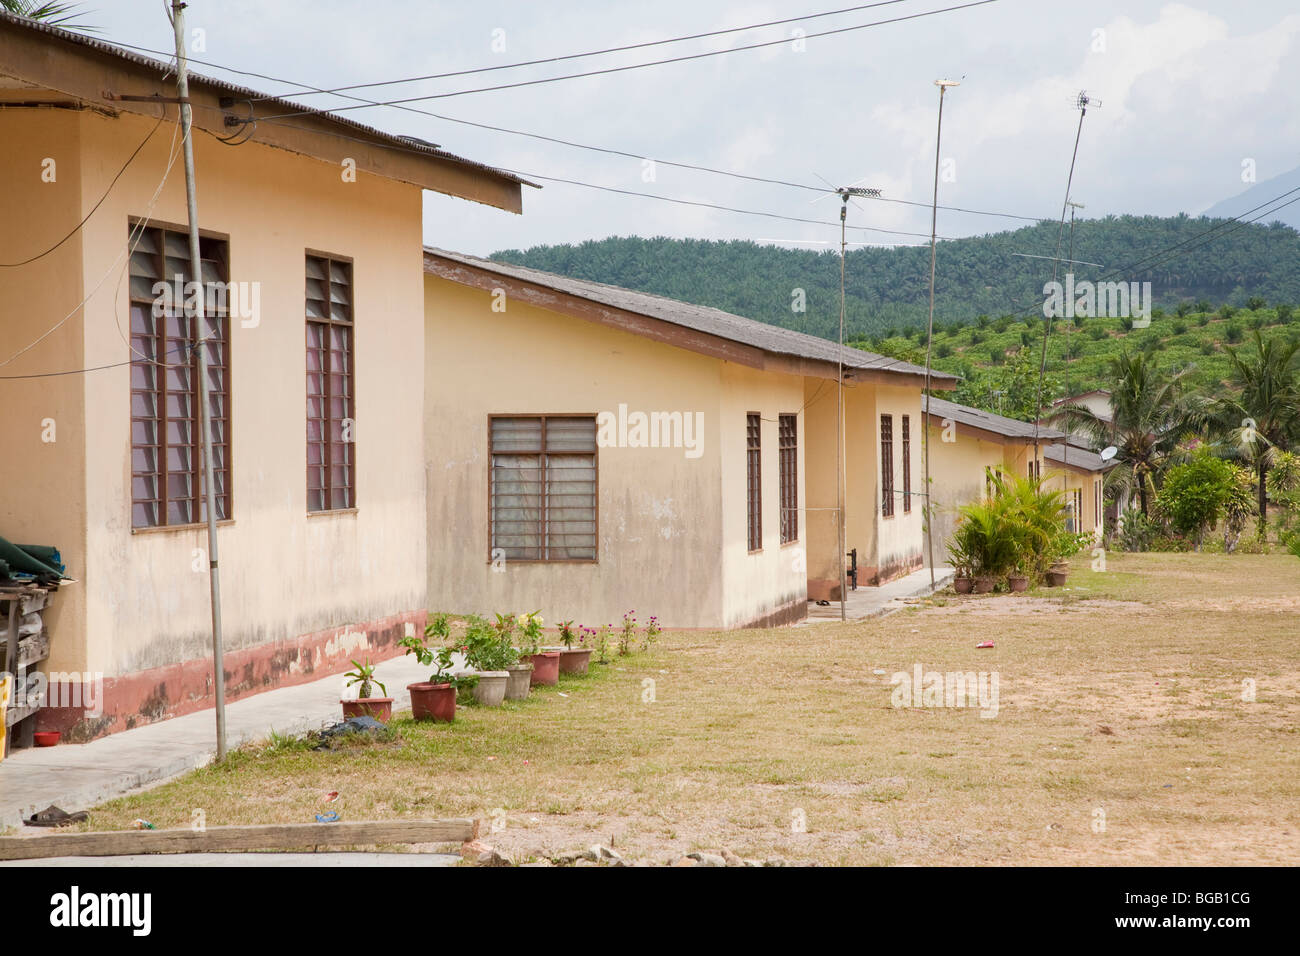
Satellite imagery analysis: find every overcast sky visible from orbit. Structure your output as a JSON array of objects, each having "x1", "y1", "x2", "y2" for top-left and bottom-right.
[{"x1": 87, "y1": 1, "x2": 1300, "y2": 256}]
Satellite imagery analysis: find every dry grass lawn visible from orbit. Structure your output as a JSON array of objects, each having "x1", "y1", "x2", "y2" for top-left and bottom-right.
[{"x1": 82, "y1": 552, "x2": 1300, "y2": 865}]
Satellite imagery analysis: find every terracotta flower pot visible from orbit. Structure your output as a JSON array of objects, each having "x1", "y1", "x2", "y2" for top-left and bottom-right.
[
  {"x1": 505, "y1": 663, "x2": 533, "y2": 700},
  {"x1": 341, "y1": 697, "x2": 393, "y2": 722},
  {"x1": 471, "y1": 671, "x2": 509, "y2": 707},
  {"x1": 1007, "y1": 574, "x2": 1029, "y2": 593},
  {"x1": 953, "y1": 576, "x2": 973, "y2": 594},
  {"x1": 558, "y1": 647, "x2": 592, "y2": 674},
  {"x1": 973, "y1": 575, "x2": 996, "y2": 594},
  {"x1": 407, "y1": 682, "x2": 456, "y2": 722},
  {"x1": 524, "y1": 651, "x2": 561, "y2": 686}
]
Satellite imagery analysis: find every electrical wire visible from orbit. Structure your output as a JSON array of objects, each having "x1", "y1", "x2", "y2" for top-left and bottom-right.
[
  {"x1": 0, "y1": 110, "x2": 166, "y2": 267},
  {"x1": 258, "y1": 1, "x2": 1001, "y2": 115}
]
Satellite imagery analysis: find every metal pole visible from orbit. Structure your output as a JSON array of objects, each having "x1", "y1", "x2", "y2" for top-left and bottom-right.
[
  {"x1": 837, "y1": 200, "x2": 847, "y2": 622},
  {"x1": 923, "y1": 82, "x2": 953, "y2": 591},
  {"x1": 172, "y1": 1, "x2": 226, "y2": 760}
]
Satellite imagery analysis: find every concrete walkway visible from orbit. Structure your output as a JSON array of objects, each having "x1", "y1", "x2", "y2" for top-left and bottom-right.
[
  {"x1": 803, "y1": 564, "x2": 954, "y2": 623},
  {"x1": 3, "y1": 851, "x2": 460, "y2": 867},
  {"x1": 0, "y1": 652, "x2": 433, "y2": 831}
]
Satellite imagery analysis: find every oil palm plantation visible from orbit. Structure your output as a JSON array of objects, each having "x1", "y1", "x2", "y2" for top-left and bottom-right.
[
  {"x1": 1215, "y1": 329, "x2": 1300, "y2": 526},
  {"x1": 1058, "y1": 348, "x2": 1205, "y2": 516}
]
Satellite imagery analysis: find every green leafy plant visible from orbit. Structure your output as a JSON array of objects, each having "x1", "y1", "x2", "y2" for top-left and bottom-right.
[
  {"x1": 558, "y1": 620, "x2": 577, "y2": 649},
  {"x1": 399, "y1": 629, "x2": 474, "y2": 689},
  {"x1": 514, "y1": 610, "x2": 544, "y2": 657},
  {"x1": 594, "y1": 625, "x2": 612, "y2": 664},
  {"x1": 1155, "y1": 451, "x2": 1239, "y2": 550},
  {"x1": 343, "y1": 658, "x2": 387, "y2": 699},
  {"x1": 641, "y1": 615, "x2": 660, "y2": 652},
  {"x1": 463, "y1": 616, "x2": 518, "y2": 672}
]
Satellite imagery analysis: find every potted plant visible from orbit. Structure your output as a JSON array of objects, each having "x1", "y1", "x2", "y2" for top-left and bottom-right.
[
  {"x1": 490, "y1": 613, "x2": 532, "y2": 700},
  {"x1": 400, "y1": 614, "x2": 474, "y2": 722},
  {"x1": 946, "y1": 531, "x2": 975, "y2": 594},
  {"x1": 557, "y1": 620, "x2": 592, "y2": 674},
  {"x1": 1007, "y1": 560, "x2": 1030, "y2": 592},
  {"x1": 340, "y1": 658, "x2": 392, "y2": 721},
  {"x1": 516, "y1": 610, "x2": 559, "y2": 685},
  {"x1": 462, "y1": 616, "x2": 516, "y2": 707}
]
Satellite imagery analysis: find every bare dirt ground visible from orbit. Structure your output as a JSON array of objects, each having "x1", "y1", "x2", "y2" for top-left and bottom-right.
[{"x1": 82, "y1": 552, "x2": 1300, "y2": 865}]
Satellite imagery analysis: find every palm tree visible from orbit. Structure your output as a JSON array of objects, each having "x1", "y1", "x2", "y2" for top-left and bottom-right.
[
  {"x1": 1057, "y1": 348, "x2": 1204, "y2": 516},
  {"x1": 1216, "y1": 329, "x2": 1300, "y2": 527},
  {"x1": 0, "y1": 2, "x2": 95, "y2": 29}
]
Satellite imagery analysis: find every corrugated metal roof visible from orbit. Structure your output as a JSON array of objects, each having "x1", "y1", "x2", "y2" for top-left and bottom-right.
[
  {"x1": 0, "y1": 11, "x2": 532, "y2": 189},
  {"x1": 425, "y1": 248, "x2": 957, "y2": 383},
  {"x1": 1044, "y1": 442, "x2": 1113, "y2": 472},
  {"x1": 923, "y1": 396, "x2": 1067, "y2": 441}
]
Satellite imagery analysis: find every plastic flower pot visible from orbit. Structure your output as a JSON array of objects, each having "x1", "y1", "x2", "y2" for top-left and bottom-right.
[
  {"x1": 524, "y1": 651, "x2": 561, "y2": 686},
  {"x1": 505, "y1": 663, "x2": 533, "y2": 700},
  {"x1": 558, "y1": 648, "x2": 592, "y2": 674},
  {"x1": 407, "y1": 682, "x2": 456, "y2": 722},
  {"x1": 973, "y1": 575, "x2": 997, "y2": 594},
  {"x1": 471, "y1": 671, "x2": 509, "y2": 707},
  {"x1": 34, "y1": 731, "x2": 61, "y2": 747},
  {"x1": 953, "y1": 576, "x2": 973, "y2": 594},
  {"x1": 1007, "y1": 574, "x2": 1029, "y2": 593},
  {"x1": 341, "y1": 697, "x2": 394, "y2": 722}
]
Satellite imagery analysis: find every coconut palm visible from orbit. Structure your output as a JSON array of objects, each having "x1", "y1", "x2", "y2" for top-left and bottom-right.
[
  {"x1": 1057, "y1": 348, "x2": 1205, "y2": 517},
  {"x1": 0, "y1": 2, "x2": 95, "y2": 29},
  {"x1": 1215, "y1": 329, "x2": 1300, "y2": 527}
]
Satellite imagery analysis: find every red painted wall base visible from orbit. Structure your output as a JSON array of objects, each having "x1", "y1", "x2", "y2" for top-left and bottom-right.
[{"x1": 34, "y1": 609, "x2": 426, "y2": 742}]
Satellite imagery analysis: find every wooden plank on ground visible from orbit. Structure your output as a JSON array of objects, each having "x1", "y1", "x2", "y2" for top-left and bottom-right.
[{"x1": 0, "y1": 818, "x2": 480, "y2": 860}]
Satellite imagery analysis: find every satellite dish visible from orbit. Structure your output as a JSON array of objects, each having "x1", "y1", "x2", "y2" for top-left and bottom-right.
[{"x1": 1100, "y1": 446, "x2": 1118, "y2": 461}]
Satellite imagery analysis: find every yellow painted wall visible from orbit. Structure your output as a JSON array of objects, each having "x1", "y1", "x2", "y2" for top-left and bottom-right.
[
  {"x1": 3, "y1": 108, "x2": 429, "y2": 677},
  {"x1": 0, "y1": 110, "x2": 88, "y2": 669},
  {"x1": 926, "y1": 420, "x2": 1006, "y2": 560},
  {"x1": 873, "y1": 383, "x2": 925, "y2": 579},
  {"x1": 425, "y1": 277, "x2": 733, "y2": 629},
  {"x1": 718, "y1": 363, "x2": 807, "y2": 627}
]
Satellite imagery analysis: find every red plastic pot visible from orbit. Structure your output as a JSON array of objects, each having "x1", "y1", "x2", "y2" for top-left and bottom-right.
[
  {"x1": 341, "y1": 697, "x2": 393, "y2": 722},
  {"x1": 524, "y1": 651, "x2": 561, "y2": 686},
  {"x1": 34, "y1": 731, "x2": 61, "y2": 747},
  {"x1": 407, "y1": 682, "x2": 456, "y2": 722}
]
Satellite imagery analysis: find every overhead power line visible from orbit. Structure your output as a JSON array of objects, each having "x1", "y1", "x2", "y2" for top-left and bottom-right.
[{"x1": 258, "y1": 1, "x2": 1001, "y2": 115}]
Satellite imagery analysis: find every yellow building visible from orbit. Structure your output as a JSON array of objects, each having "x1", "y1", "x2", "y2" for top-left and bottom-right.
[
  {"x1": 925, "y1": 397, "x2": 1110, "y2": 554},
  {"x1": 423, "y1": 250, "x2": 956, "y2": 628},
  {"x1": 0, "y1": 16, "x2": 527, "y2": 740}
]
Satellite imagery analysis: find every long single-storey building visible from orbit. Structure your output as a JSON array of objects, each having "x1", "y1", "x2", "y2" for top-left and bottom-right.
[
  {"x1": 423, "y1": 250, "x2": 956, "y2": 629},
  {"x1": 0, "y1": 14, "x2": 529, "y2": 741}
]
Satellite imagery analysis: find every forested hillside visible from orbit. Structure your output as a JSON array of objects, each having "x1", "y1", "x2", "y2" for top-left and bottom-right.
[{"x1": 492, "y1": 215, "x2": 1300, "y2": 341}]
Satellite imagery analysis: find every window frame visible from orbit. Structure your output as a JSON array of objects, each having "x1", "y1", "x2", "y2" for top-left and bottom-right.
[
  {"x1": 747, "y1": 412, "x2": 763, "y2": 552},
  {"x1": 305, "y1": 251, "x2": 356, "y2": 513},
  {"x1": 880, "y1": 414, "x2": 895, "y2": 518},
  {"x1": 128, "y1": 218, "x2": 232, "y2": 531},
  {"x1": 901, "y1": 414, "x2": 912, "y2": 514},
  {"x1": 778, "y1": 413, "x2": 798, "y2": 545},
  {"x1": 487, "y1": 413, "x2": 599, "y2": 564}
]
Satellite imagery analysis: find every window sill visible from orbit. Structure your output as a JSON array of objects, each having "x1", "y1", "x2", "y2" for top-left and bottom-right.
[
  {"x1": 308, "y1": 508, "x2": 359, "y2": 517},
  {"x1": 486, "y1": 558, "x2": 598, "y2": 565},
  {"x1": 132, "y1": 519, "x2": 235, "y2": 535},
  {"x1": 780, "y1": 539, "x2": 800, "y2": 548}
]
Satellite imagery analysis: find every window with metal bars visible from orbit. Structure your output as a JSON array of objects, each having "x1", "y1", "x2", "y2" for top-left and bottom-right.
[
  {"x1": 489, "y1": 416, "x2": 597, "y2": 561},
  {"x1": 881, "y1": 414, "x2": 895, "y2": 517},
  {"x1": 778, "y1": 413, "x2": 797, "y2": 544},
  {"x1": 747, "y1": 413, "x2": 762, "y2": 551},
  {"x1": 902, "y1": 414, "x2": 912, "y2": 514},
  {"x1": 128, "y1": 224, "x2": 230, "y2": 529},
  {"x1": 1028, "y1": 459, "x2": 1040, "y2": 480},
  {"x1": 306, "y1": 254, "x2": 354, "y2": 512}
]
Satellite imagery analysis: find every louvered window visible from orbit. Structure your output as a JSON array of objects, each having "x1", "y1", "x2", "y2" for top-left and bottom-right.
[
  {"x1": 128, "y1": 224, "x2": 230, "y2": 528},
  {"x1": 779, "y1": 414, "x2": 797, "y2": 543},
  {"x1": 902, "y1": 415, "x2": 912, "y2": 514},
  {"x1": 881, "y1": 414, "x2": 895, "y2": 518},
  {"x1": 747, "y1": 413, "x2": 762, "y2": 551},
  {"x1": 306, "y1": 255, "x2": 354, "y2": 511},
  {"x1": 490, "y1": 416, "x2": 597, "y2": 561}
]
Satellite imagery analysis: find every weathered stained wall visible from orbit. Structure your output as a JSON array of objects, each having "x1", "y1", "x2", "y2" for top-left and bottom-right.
[{"x1": 424, "y1": 277, "x2": 728, "y2": 629}]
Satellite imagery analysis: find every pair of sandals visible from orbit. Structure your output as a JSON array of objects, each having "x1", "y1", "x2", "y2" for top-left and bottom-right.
[{"x1": 24, "y1": 804, "x2": 89, "y2": 827}]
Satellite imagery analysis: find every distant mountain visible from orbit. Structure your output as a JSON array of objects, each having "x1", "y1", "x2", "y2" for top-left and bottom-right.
[
  {"x1": 491, "y1": 215, "x2": 1300, "y2": 341},
  {"x1": 1202, "y1": 165, "x2": 1300, "y2": 232}
]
